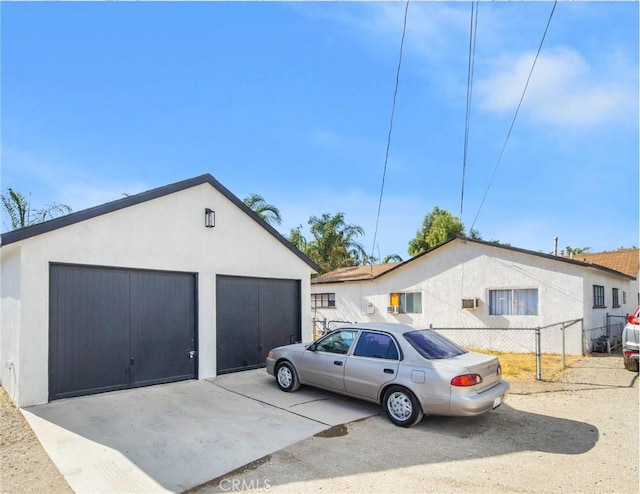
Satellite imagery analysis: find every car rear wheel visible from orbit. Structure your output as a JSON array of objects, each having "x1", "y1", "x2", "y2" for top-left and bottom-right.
[
  {"x1": 276, "y1": 361, "x2": 301, "y2": 392},
  {"x1": 382, "y1": 386, "x2": 424, "y2": 427},
  {"x1": 624, "y1": 356, "x2": 639, "y2": 372}
]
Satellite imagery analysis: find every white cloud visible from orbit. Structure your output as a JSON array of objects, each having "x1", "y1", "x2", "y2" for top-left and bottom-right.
[
  {"x1": 296, "y1": 3, "x2": 469, "y2": 64},
  {"x1": 476, "y1": 46, "x2": 637, "y2": 128}
]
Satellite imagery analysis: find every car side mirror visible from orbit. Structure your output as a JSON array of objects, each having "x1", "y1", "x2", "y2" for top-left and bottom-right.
[{"x1": 307, "y1": 343, "x2": 317, "y2": 352}]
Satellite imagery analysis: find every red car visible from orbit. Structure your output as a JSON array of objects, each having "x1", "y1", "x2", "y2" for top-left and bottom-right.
[{"x1": 622, "y1": 307, "x2": 640, "y2": 372}]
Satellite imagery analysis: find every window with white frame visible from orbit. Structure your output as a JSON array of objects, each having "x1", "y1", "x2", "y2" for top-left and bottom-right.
[
  {"x1": 390, "y1": 292, "x2": 422, "y2": 313},
  {"x1": 489, "y1": 289, "x2": 538, "y2": 316},
  {"x1": 593, "y1": 285, "x2": 605, "y2": 308},
  {"x1": 312, "y1": 293, "x2": 336, "y2": 309},
  {"x1": 612, "y1": 288, "x2": 620, "y2": 308}
]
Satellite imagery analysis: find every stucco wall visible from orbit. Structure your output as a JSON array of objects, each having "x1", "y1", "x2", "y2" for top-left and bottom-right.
[
  {"x1": 1, "y1": 183, "x2": 313, "y2": 406},
  {"x1": 311, "y1": 239, "x2": 636, "y2": 356},
  {"x1": 0, "y1": 244, "x2": 21, "y2": 401}
]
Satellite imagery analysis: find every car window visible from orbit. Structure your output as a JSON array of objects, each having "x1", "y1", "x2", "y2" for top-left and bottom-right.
[
  {"x1": 353, "y1": 332, "x2": 399, "y2": 360},
  {"x1": 404, "y1": 330, "x2": 467, "y2": 359},
  {"x1": 315, "y1": 330, "x2": 358, "y2": 355}
]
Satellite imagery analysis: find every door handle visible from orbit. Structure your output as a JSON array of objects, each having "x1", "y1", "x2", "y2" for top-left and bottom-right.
[
  {"x1": 334, "y1": 361, "x2": 343, "y2": 366},
  {"x1": 384, "y1": 368, "x2": 394, "y2": 374}
]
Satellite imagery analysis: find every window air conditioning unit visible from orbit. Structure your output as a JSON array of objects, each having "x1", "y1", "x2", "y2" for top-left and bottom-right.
[
  {"x1": 462, "y1": 298, "x2": 480, "y2": 310},
  {"x1": 387, "y1": 306, "x2": 401, "y2": 314}
]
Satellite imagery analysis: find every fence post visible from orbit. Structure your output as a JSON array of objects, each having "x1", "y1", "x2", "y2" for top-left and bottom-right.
[
  {"x1": 561, "y1": 323, "x2": 566, "y2": 370},
  {"x1": 535, "y1": 327, "x2": 542, "y2": 380}
]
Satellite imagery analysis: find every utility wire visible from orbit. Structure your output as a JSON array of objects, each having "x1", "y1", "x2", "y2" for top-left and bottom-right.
[
  {"x1": 370, "y1": 0, "x2": 410, "y2": 265},
  {"x1": 470, "y1": 0, "x2": 557, "y2": 232},
  {"x1": 460, "y1": 1, "x2": 479, "y2": 221},
  {"x1": 459, "y1": 1, "x2": 478, "y2": 326}
]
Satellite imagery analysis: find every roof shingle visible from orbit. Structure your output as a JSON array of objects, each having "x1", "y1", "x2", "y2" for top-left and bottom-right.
[
  {"x1": 312, "y1": 262, "x2": 401, "y2": 284},
  {"x1": 569, "y1": 249, "x2": 639, "y2": 279}
]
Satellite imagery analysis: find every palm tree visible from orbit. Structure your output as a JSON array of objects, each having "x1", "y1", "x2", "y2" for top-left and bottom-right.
[
  {"x1": 382, "y1": 254, "x2": 403, "y2": 263},
  {"x1": 1, "y1": 188, "x2": 71, "y2": 231},
  {"x1": 306, "y1": 212, "x2": 366, "y2": 273},
  {"x1": 288, "y1": 225, "x2": 307, "y2": 252},
  {"x1": 243, "y1": 193, "x2": 282, "y2": 226}
]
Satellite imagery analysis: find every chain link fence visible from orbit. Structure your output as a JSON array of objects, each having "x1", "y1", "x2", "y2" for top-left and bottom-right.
[
  {"x1": 312, "y1": 318, "x2": 354, "y2": 339},
  {"x1": 584, "y1": 313, "x2": 627, "y2": 353},
  {"x1": 311, "y1": 317, "x2": 587, "y2": 381},
  {"x1": 434, "y1": 320, "x2": 583, "y2": 381}
]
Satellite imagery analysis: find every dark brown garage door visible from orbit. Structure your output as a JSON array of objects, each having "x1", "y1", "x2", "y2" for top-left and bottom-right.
[
  {"x1": 49, "y1": 264, "x2": 197, "y2": 400},
  {"x1": 216, "y1": 275, "x2": 301, "y2": 373}
]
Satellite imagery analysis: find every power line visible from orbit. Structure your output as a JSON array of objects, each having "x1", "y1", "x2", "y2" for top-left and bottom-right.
[
  {"x1": 460, "y1": 1, "x2": 479, "y2": 222},
  {"x1": 470, "y1": 0, "x2": 558, "y2": 232},
  {"x1": 370, "y1": 0, "x2": 410, "y2": 264},
  {"x1": 459, "y1": 2, "x2": 479, "y2": 326}
]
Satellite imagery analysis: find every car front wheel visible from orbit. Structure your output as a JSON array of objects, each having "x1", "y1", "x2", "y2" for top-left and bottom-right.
[
  {"x1": 382, "y1": 386, "x2": 424, "y2": 427},
  {"x1": 276, "y1": 361, "x2": 301, "y2": 392}
]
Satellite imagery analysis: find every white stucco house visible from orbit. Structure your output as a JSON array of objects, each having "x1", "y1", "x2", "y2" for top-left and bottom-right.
[
  {"x1": 0, "y1": 174, "x2": 318, "y2": 407},
  {"x1": 311, "y1": 237, "x2": 638, "y2": 355}
]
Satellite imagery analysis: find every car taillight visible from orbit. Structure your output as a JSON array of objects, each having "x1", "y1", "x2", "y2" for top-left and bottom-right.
[
  {"x1": 497, "y1": 363, "x2": 502, "y2": 376},
  {"x1": 451, "y1": 374, "x2": 483, "y2": 387},
  {"x1": 624, "y1": 350, "x2": 639, "y2": 357},
  {"x1": 628, "y1": 314, "x2": 640, "y2": 325}
]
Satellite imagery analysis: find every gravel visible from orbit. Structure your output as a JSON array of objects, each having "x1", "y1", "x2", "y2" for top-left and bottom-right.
[
  {"x1": 190, "y1": 354, "x2": 638, "y2": 494},
  {"x1": 2, "y1": 354, "x2": 637, "y2": 494}
]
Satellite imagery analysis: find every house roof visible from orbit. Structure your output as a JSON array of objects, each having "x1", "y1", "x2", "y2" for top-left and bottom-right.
[
  {"x1": 311, "y1": 236, "x2": 636, "y2": 285},
  {"x1": 0, "y1": 174, "x2": 320, "y2": 272},
  {"x1": 312, "y1": 262, "x2": 401, "y2": 283},
  {"x1": 568, "y1": 249, "x2": 639, "y2": 278}
]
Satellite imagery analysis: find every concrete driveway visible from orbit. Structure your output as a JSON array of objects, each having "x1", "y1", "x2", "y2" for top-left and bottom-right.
[{"x1": 21, "y1": 369, "x2": 378, "y2": 493}]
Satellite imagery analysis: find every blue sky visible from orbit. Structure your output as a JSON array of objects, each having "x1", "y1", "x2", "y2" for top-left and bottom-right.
[{"x1": 2, "y1": 2, "x2": 638, "y2": 259}]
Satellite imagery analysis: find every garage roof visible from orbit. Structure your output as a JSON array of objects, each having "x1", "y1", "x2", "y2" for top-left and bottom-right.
[{"x1": 0, "y1": 174, "x2": 319, "y2": 272}]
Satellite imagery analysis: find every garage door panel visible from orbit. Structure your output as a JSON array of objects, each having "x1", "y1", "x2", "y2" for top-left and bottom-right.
[
  {"x1": 217, "y1": 276, "x2": 301, "y2": 374},
  {"x1": 50, "y1": 266, "x2": 131, "y2": 400},
  {"x1": 131, "y1": 271, "x2": 196, "y2": 385},
  {"x1": 259, "y1": 279, "x2": 301, "y2": 361},
  {"x1": 216, "y1": 277, "x2": 261, "y2": 373},
  {"x1": 49, "y1": 265, "x2": 197, "y2": 401}
]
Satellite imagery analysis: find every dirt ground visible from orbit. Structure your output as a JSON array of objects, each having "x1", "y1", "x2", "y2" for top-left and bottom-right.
[
  {"x1": 192, "y1": 354, "x2": 639, "y2": 494},
  {"x1": 0, "y1": 388, "x2": 71, "y2": 494},
  {"x1": 1, "y1": 354, "x2": 638, "y2": 494}
]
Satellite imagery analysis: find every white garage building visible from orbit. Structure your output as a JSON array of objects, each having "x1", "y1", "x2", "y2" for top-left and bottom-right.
[{"x1": 1, "y1": 174, "x2": 318, "y2": 407}]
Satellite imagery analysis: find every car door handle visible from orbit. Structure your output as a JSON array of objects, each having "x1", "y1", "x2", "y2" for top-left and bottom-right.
[
  {"x1": 334, "y1": 361, "x2": 343, "y2": 366},
  {"x1": 384, "y1": 368, "x2": 394, "y2": 374}
]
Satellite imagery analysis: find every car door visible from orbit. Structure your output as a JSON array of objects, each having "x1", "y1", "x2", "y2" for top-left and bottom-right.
[
  {"x1": 299, "y1": 329, "x2": 358, "y2": 392},
  {"x1": 344, "y1": 331, "x2": 400, "y2": 400}
]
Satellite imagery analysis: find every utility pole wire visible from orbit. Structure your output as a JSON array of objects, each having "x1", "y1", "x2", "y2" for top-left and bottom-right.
[
  {"x1": 370, "y1": 0, "x2": 410, "y2": 267},
  {"x1": 460, "y1": 1, "x2": 479, "y2": 221},
  {"x1": 470, "y1": 0, "x2": 558, "y2": 232}
]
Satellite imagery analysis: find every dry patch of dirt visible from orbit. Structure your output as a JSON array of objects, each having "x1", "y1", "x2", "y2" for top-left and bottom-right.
[
  {"x1": 0, "y1": 388, "x2": 71, "y2": 494},
  {"x1": 468, "y1": 348, "x2": 583, "y2": 381}
]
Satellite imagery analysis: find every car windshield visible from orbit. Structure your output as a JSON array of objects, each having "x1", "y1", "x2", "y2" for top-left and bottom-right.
[{"x1": 404, "y1": 330, "x2": 467, "y2": 359}]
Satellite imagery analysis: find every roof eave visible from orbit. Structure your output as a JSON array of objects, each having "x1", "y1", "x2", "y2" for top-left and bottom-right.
[{"x1": 0, "y1": 173, "x2": 319, "y2": 273}]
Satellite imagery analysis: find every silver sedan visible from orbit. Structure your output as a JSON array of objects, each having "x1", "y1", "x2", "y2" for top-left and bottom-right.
[{"x1": 266, "y1": 322, "x2": 509, "y2": 427}]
